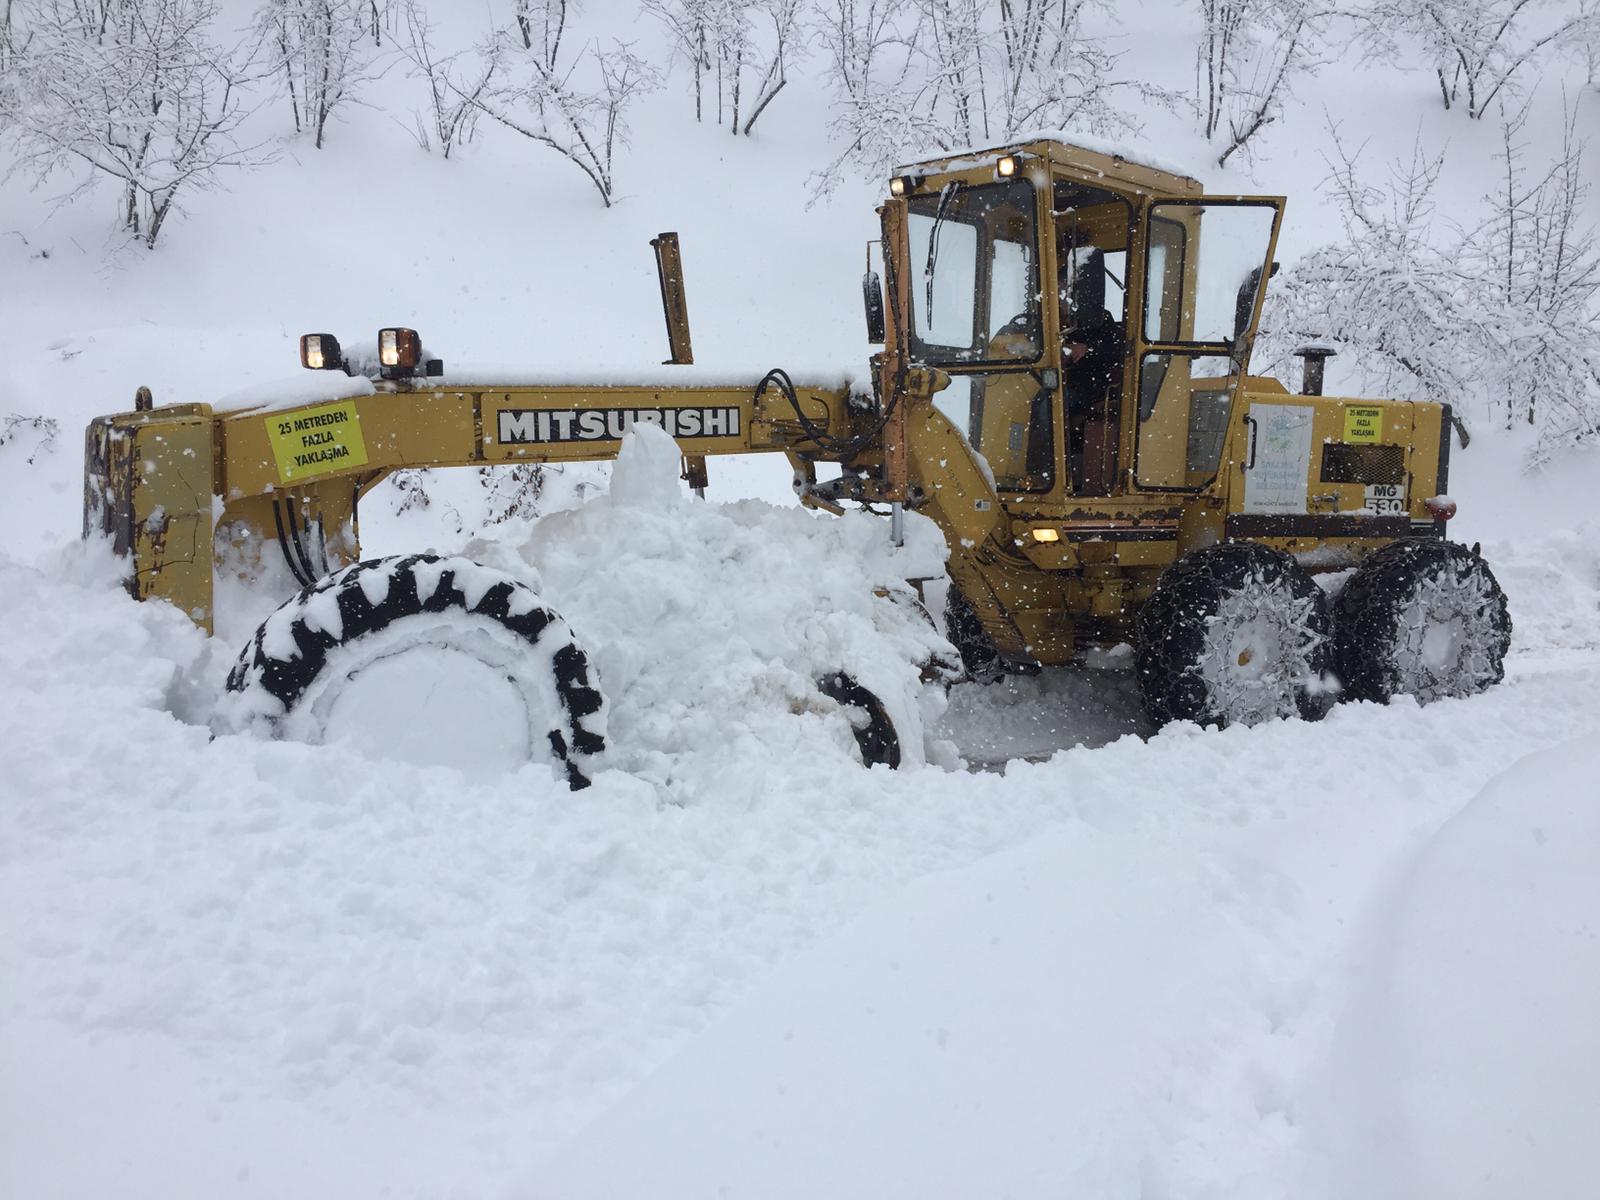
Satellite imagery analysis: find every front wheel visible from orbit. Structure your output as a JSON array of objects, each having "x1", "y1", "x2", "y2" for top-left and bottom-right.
[
  {"x1": 1333, "y1": 539, "x2": 1511, "y2": 705},
  {"x1": 219, "y1": 555, "x2": 606, "y2": 788},
  {"x1": 817, "y1": 672, "x2": 902, "y2": 768},
  {"x1": 1136, "y1": 542, "x2": 1335, "y2": 728}
]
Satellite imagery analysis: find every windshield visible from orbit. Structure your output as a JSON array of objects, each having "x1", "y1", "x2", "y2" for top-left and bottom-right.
[{"x1": 906, "y1": 179, "x2": 1040, "y2": 365}]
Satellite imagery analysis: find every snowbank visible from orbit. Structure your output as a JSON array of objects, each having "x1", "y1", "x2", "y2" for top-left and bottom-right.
[
  {"x1": 1300, "y1": 737, "x2": 1600, "y2": 1200},
  {"x1": 518, "y1": 424, "x2": 952, "y2": 779}
]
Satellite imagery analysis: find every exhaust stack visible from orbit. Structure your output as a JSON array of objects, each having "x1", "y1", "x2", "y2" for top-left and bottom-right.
[{"x1": 1294, "y1": 345, "x2": 1335, "y2": 396}]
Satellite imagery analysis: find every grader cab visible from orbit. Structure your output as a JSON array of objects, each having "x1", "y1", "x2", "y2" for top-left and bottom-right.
[{"x1": 84, "y1": 138, "x2": 1511, "y2": 784}]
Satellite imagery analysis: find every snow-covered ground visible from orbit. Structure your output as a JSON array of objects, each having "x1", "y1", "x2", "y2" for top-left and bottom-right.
[
  {"x1": 3, "y1": 497, "x2": 1597, "y2": 1198},
  {"x1": 3, "y1": 1, "x2": 1598, "y2": 1196}
]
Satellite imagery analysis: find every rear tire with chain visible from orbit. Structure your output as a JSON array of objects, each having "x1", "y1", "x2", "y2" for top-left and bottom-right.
[
  {"x1": 1136, "y1": 542, "x2": 1335, "y2": 728},
  {"x1": 1333, "y1": 539, "x2": 1510, "y2": 705},
  {"x1": 220, "y1": 554, "x2": 606, "y2": 788}
]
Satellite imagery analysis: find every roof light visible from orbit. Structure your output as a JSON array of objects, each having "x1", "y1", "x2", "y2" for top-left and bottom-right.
[
  {"x1": 300, "y1": 333, "x2": 342, "y2": 371},
  {"x1": 378, "y1": 327, "x2": 421, "y2": 372},
  {"x1": 889, "y1": 175, "x2": 912, "y2": 198},
  {"x1": 996, "y1": 155, "x2": 1019, "y2": 179}
]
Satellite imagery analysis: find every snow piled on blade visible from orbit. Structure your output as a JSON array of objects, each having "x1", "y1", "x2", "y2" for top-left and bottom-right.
[
  {"x1": 214, "y1": 371, "x2": 375, "y2": 414},
  {"x1": 525, "y1": 423, "x2": 952, "y2": 781}
]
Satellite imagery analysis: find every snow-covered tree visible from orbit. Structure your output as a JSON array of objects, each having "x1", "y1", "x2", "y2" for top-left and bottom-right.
[
  {"x1": 1465, "y1": 104, "x2": 1600, "y2": 443},
  {"x1": 813, "y1": 0, "x2": 1161, "y2": 189},
  {"x1": 1, "y1": 0, "x2": 20, "y2": 68},
  {"x1": 1581, "y1": 0, "x2": 1600, "y2": 86},
  {"x1": 1356, "y1": 0, "x2": 1597, "y2": 118},
  {"x1": 1195, "y1": 0, "x2": 1327, "y2": 166},
  {"x1": 0, "y1": 1, "x2": 23, "y2": 128},
  {"x1": 473, "y1": 0, "x2": 658, "y2": 206},
  {"x1": 0, "y1": 0, "x2": 268, "y2": 247},
  {"x1": 645, "y1": 0, "x2": 802, "y2": 134},
  {"x1": 256, "y1": 0, "x2": 379, "y2": 147},
  {"x1": 811, "y1": 0, "x2": 923, "y2": 186},
  {"x1": 1263, "y1": 135, "x2": 1475, "y2": 437},
  {"x1": 1262, "y1": 116, "x2": 1600, "y2": 463},
  {"x1": 400, "y1": 0, "x2": 491, "y2": 158}
]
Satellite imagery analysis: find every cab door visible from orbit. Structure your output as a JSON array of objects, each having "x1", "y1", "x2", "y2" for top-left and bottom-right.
[{"x1": 1130, "y1": 198, "x2": 1285, "y2": 494}]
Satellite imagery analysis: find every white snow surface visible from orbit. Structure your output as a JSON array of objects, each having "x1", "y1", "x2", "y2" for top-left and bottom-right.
[
  {"x1": 214, "y1": 370, "x2": 376, "y2": 414},
  {"x1": 5, "y1": 484, "x2": 1599, "y2": 1199},
  {"x1": 528, "y1": 730, "x2": 1600, "y2": 1200}
]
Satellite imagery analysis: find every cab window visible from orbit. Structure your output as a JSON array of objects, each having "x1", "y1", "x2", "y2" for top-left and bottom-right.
[{"x1": 906, "y1": 179, "x2": 1040, "y2": 365}]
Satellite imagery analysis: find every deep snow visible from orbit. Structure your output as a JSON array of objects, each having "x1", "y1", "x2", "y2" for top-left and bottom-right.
[
  {"x1": 3, "y1": 1, "x2": 1599, "y2": 1197},
  {"x1": 2, "y1": 515, "x2": 1597, "y2": 1199}
]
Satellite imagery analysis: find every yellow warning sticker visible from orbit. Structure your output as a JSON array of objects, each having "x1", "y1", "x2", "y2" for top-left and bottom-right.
[
  {"x1": 1343, "y1": 405, "x2": 1385, "y2": 443},
  {"x1": 267, "y1": 400, "x2": 369, "y2": 483}
]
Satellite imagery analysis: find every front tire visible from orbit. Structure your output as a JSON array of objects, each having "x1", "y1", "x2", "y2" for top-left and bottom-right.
[
  {"x1": 220, "y1": 555, "x2": 606, "y2": 788},
  {"x1": 1137, "y1": 542, "x2": 1335, "y2": 728},
  {"x1": 1333, "y1": 539, "x2": 1510, "y2": 705},
  {"x1": 944, "y1": 587, "x2": 1006, "y2": 684},
  {"x1": 817, "y1": 672, "x2": 902, "y2": 768}
]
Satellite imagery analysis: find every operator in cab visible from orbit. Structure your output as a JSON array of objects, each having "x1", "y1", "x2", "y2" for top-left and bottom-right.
[{"x1": 1059, "y1": 248, "x2": 1126, "y2": 492}]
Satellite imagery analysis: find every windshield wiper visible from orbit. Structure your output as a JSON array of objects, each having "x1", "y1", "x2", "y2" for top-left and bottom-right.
[{"x1": 924, "y1": 181, "x2": 963, "y2": 325}]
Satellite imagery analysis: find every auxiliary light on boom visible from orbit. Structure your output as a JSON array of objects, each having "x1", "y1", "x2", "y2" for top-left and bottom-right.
[{"x1": 299, "y1": 333, "x2": 343, "y2": 371}]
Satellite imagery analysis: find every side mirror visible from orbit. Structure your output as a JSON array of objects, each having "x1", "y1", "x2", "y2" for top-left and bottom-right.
[
  {"x1": 863, "y1": 270, "x2": 886, "y2": 344},
  {"x1": 1233, "y1": 260, "x2": 1280, "y2": 343}
]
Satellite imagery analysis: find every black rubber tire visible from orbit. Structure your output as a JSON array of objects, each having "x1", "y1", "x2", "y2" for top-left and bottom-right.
[
  {"x1": 223, "y1": 554, "x2": 606, "y2": 789},
  {"x1": 817, "y1": 672, "x2": 902, "y2": 768},
  {"x1": 945, "y1": 587, "x2": 1007, "y2": 684},
  {"x1": 1333, "y1": 539, "x2": 1511, "y2": 705},
  {"x1": 1136, "y1": 541, "x2": 1336, "y2": 728}
]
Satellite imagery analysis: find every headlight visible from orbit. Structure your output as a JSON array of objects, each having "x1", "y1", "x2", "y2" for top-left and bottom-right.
[
  {"x1": 378, "y1": 327, "x2": 421, "y2": 371},
  {"x1": 996, "y1": 154, "x2": 1019, "y2": 179},
  {"x1": 300, "y1": 333, "x2": 342, "y2": 371}
]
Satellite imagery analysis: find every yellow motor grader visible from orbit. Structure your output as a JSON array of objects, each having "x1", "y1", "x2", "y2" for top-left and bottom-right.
[{"x1": 83, "y1": 137, "x2": 1510, "y2": 785}]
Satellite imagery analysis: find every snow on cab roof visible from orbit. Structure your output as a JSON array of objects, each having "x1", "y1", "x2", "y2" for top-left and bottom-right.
[{"x1": 896, "y1": 130, "x2": 1201, "y2": 185}]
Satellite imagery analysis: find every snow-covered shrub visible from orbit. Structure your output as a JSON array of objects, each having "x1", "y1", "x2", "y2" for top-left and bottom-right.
[
  {"x1": 811, "y1": 0, "x2": 1166, "y2": 190},
  {"x1": 0, "y1": 412, "x2": 58, "y2": 464},
  {"x1": 1261, "y1": 114, "x2": 1600, "y2": 464},
  {"x1": 480, "y1": 462, "x2": 546, "y2": 524},
  {"x1": 1193, "y1": 0, "x2": 1328, "y2": 166},
  {"x1": 255, "y1": 0, "x2": 382, "y2": 148},
  {"x1": 471, "y1": 0, "x2": 659, "y2": 206},
  {"x1": 644, "y1": 0, "x2": 803, "y2": 134},
  {"x1": 0, "y1": 0, "x2": 269, "y2": 247},
  {"x1": 1353, "y1": 0, "x2": 1599, "y2": 118},
  {"x1": 399, "y1": 0, "x2": 492, "y2": 158}
]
